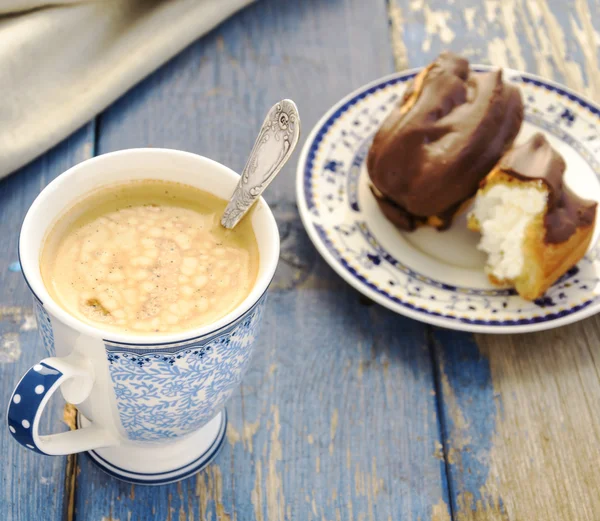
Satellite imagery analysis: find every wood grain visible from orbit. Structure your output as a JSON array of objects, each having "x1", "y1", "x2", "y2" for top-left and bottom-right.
[
  {"x1": 0, "y1": 124, "x2": 95, "y2": 521},
  {"x1": 476, "y1": 321, "x2": 600, "y2": 520},
  {"x1": 431, "y1": 325, "x2": 600, "y2": 521},
  {"x1": 390, "y1": 0, "x2": 600, "y2": 100},
  {"x1": 3, "y1": 1, "x2": 599, "y2": 520},
  {"x1": 76, "y1": 290, "x2": 450, "y2": 520},
  {"x1": 71, "y1": 0, "x2": 451, "y2": 520},
  {"x1": 390, "y1": 1, "x2": 600, "y2": 519}
]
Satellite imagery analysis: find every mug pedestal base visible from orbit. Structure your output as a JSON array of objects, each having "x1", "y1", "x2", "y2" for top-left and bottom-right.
[{"x1": 78, "y1": 410, "x2": 227, "y2": 485}]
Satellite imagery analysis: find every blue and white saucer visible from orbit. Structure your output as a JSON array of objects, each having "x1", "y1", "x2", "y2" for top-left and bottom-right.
[{"x1": 296, "y1": 67, "x2": 600, "y2": 333}]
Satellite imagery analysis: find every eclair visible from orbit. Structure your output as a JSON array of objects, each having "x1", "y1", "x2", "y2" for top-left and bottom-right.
[
  {"x1": 468, "y1": 133, "x2": 597, "y2": 300},
  {"x1": 367, "y1": 52, "x2": 524, "y2": 231}
]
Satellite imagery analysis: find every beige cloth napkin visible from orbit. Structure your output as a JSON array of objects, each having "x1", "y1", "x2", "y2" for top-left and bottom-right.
[{"x1": 1, "y1": 0, "x2": 253, "y2": 179}]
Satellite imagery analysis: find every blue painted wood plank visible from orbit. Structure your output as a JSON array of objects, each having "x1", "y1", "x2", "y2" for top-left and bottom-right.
[
  {"x1": 76, "y1": 290, "x2": 450, "y2": 521},
  {"x1": 432, "y1": 324, "x2": 600, "y2": 520},
  {"x1": 72, "y1": 0, "x2": 452, "y2": 519},
  {"x1": 390, "y1": 0, "x2": 600, "y2": 100},
  {"x1": 430, "y1": 330, "x2": 497, "y2": 520},
  {"x1": 0, "y1": 124, "x2": 95, "y2": 521},
  {"x1": 389, "y1": 1, "x2": 600, "y2": 519}
]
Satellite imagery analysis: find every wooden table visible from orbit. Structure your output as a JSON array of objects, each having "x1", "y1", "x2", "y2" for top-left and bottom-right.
[{"x1": 2, "y1": 1, "x2": 600, "y2": 520}]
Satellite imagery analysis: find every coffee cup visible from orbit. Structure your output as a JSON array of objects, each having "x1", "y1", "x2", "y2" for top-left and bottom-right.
[{"x1": 6, "y1": 149, "x2": 279, "y2": 485}]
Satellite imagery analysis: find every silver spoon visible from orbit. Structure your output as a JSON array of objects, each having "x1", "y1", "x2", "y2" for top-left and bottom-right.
[{"x1": 221, "y1": 99, "x2": 301, "y2": 229}]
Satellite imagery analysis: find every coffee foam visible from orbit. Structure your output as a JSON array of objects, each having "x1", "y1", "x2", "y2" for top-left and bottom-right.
[{"x1": 41, "y1": 180, "x2": 259, "y2": 334}]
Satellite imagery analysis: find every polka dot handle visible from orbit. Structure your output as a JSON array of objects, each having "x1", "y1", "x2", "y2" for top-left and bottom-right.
[
  {"x1": 7, "y1": 356, "x2": 117, "y2": 455},
  {"x1": 7, "y1": 362, "x2": 62, "y2": 454}
]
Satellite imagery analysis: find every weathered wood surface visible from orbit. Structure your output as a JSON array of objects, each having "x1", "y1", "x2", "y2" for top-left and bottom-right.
[
  {"x1": 1, "y1": 0, "x2": 450, "y2": 520},
  {"x1": 73, "y1": 0, "x2": 450, "y2": 519},
  {"x1": 390, "y1": 1, "x2": 600, "y2": 520},
  {"x1": 432, "y1": 325, "x2": 600, "y2": 521},
  {"x1": 0, "y1": 125, "x2": 94, "y2": 520},
  {"x1": 2, "y1": 0, "x2": 600, "y2": 520},
  {"x1": 390, "y1": 0, "x2": 600, "y2": 99}
]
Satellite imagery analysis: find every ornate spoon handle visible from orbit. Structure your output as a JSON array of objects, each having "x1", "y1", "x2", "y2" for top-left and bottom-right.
[{"x1": 221, "y1": 99, "x2": 301, "y2": 229}]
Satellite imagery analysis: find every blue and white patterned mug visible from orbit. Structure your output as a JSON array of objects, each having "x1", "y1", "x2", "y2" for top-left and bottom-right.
[{"x1": 7, "y1": 149, "x2": 279, "y2": 485}]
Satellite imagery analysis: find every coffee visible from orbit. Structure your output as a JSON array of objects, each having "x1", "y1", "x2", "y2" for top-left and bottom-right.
[{"x1": 40, "y1": 180, "x2": 259, "y2": 334}]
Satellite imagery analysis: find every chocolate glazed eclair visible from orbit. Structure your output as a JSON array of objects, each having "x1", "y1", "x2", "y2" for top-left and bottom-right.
[
  {"x1": 468, "y1": 133, "x2": 597, "y2": 300},
  {"x1": 367, "y1": 52, "x2": 524, "y2": 231}
]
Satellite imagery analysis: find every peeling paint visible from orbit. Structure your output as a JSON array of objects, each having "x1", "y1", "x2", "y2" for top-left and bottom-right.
[
  {"x1": 431, "y1": 499, "x2": 452, "y2": 521},
  {"x1": 439, "y1": 367, "x2": 472, "y2": 451},
  {"x1": 456, "y1": 491, "x2": 505, "y2": 520},
  {"x1": 370, "y1": 457, "x2": 383, "y2": 497},
  {"x1": 487, "y1": 38, "x2": 510, "y2": 68},
  {"x1": 463, "y1": 7, "x2": 476, "y2": 31},
  {"x1": 226, "y1": 422, "x2": 241, "y2": 445},
  {"x1": 329, "y1": 408, "x2": 339, "y2": 454},
  {"x1": 431, "y1": 330, "x2": 498, "y2": 519},
  {"x1": 472, "y1": 328, "x2": 600, "y2": 519},
  {"x1": 390, "y1": 0, "x2": 600, "y2": 107},
  {"x1": 251, "y1": 463, "x2": 264, "y2": 521},
  {"x1": 0, "y1": 306, "x2": 35, "y2": 326},
  {"x1": 195, "y1": 465, "x2": 231, "y2": 521},
  {"x1": 0, "y1": 306, "x2": 37, "y2": 358},
  {"x1": 357, "y1": 360, "x2": 364, "y2": 381},
  {"x1": 266, "y1": 405, "x2": 285, "y2": 521},
  {"x1": 513, "y1": 0, "x2": 552, "y2": 76},
  {"x1": 421, "y1": 5, "x2": 456, "y2": 52},
  {"x1": 495, "y1": 0, "x2": 527, "y2": 70},
  {"x1": 526, "y1": 0, "x2": 586, "y2": 92},
  {"x1": 21, "y1": 313, "x2": 37, "y2": 331},
  {"x1": 446, "y1": 447, "x2": 457, "y2": 465},
  {"x1": 226, "y1": 418, "x2": 260, "y2": 454},
  {"x1": 433, "y1": 441, "x2": 444, "y2": 460},
  {"x1": 388, "y1": 2, "x2": 409, "y2": 70},
  {"x1": 0, "y1": 333, "x2": 20, "y2": 363},
  {"x1": 571, "y1": 0, "x2": 600, "y2": 97},
  {"x1": 484, "y1": 0, "x2": 499, "y2": 23},
  {"x1": 353, "y1": 457, "x2": 385, "y2": 521}
]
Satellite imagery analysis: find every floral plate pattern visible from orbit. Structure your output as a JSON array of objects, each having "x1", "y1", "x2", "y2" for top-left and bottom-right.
[{"x1": 296, "y1": 67, "x2": 600, "y2": 333}]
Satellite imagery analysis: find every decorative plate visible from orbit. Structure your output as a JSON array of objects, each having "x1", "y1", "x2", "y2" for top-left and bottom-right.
[{"x1": 296, "y1": 67, "x2": 600, "y2": 333}]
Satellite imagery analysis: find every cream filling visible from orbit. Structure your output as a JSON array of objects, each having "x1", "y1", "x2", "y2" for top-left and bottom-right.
[{"x1": 470, "y1": 184, "x2": 547, "y2": 280}]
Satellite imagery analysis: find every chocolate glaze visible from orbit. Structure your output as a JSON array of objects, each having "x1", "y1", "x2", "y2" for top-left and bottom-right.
[
  {"x1": 492, "y1": 133, "x2": 597, "y2": 244},
  {"x1": 367, "y1": 52, "x2": 524, "y2": 230}
]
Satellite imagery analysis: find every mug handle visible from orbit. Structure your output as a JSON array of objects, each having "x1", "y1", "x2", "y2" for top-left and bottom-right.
[{"x1": 7, "y1": 353, "x2": 117, "y2": 455}]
